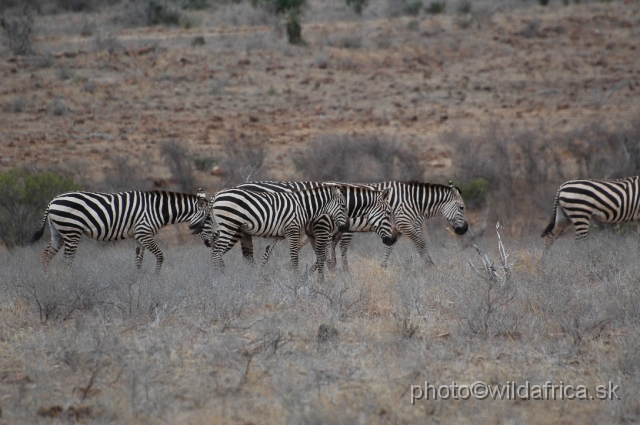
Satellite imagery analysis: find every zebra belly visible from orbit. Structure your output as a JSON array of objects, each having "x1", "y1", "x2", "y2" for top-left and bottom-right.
[{"x1": 239, "y1": 222, "x2": 287, "y2": 238}]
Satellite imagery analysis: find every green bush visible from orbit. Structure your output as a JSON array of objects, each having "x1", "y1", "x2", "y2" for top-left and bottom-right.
[
  {"x1": 0, "y1": 169, "x2": 80, "y2": 249},
  {"x1": 182, "y1": 0, "x2": 209, "y2": 9},
  {"x1": 455, "y1": 177, "x2": 489, "y2": 210},
  {"x1": 346, "y1": 0, "x2": 368, "y2": 14},
  {"x1": 403, "y1": 1, "x2": 422, "y2": 16},
  {"x1": 193, "y1": 155, "x2": 217, "y2": 171},
  {"x1": 425, "y1": 0, "x2": 444, "y2": 14}
]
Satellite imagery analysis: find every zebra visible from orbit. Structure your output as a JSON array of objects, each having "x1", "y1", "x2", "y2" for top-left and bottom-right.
[
  {"x1": 195, "y1": 181, "x2": 396, "y2": 275},
  {"x1": 31, "y1": 189, "x2": 208, "y2": 272},
  {"x1": 330, "y1": 181, "x2": 469, "y2": 271},
  {"x1": 191, "y1": 184, "x2": 349, "y2": 280},
  {"x1": 541, "y1": 177, "x2": 640, "y2": 248},
  {"x1": 196, "y1": 181, "x2": 318, "y2": 257}
]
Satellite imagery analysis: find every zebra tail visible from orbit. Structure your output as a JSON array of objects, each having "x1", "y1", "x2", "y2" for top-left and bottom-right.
[
  {"x1": 540, "y1": 189, "x2": 561, "y2": 238},
  {"x1": 30, "y1": 205, "x2": 50, "y2": 244}
]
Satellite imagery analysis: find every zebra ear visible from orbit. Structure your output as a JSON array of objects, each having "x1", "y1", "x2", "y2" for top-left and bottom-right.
[
  {"x1": 448, "y1": 181, "x2": 462, "y2": 195},
  {"x1": 196, "y1": 188, "x2": 207, "y2": 208}
]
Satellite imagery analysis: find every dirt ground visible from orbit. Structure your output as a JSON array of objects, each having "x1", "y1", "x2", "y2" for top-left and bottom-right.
[{"x1": 1, "y1": 1, "x2": 639, "y2": 190}]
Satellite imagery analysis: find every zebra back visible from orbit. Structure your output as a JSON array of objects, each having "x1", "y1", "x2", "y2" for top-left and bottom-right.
[
  {"x1": 42, "y1": 189, "x2": 207, "y2": 241},
  {"x1": 207, "y1": 184, "x2": 347, "y2": 240},
  {"x1": 195, "y1": 181, "x2": 394, "y2": 245}
]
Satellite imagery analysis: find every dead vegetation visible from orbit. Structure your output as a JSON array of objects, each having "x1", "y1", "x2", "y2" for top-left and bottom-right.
[
  {"x1": 1, "y1": 228, "x2": 639, "y2": 423},
  {"x1": 0, "y1": 1, "x2": 639, "y2": 423}
]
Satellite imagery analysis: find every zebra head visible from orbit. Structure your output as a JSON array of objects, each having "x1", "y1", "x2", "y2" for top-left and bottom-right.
[
  {"x1": 196, "y1": 213, "x2": 218, "y2": 248},
  {"x1": 188, "y1": 188, "x2": 209, "y2": 228},
  {"x1": 441, "y1": 181, "x2": 469, "y2": 235},
  {"x1": 189, "y1": 195, "x2": 217, "y2": 247},
  {"x1": 322, "y1": 185, "x2": 349, "y2": 233},
  {"x1": 365, "y1": 188, "x2": 396, "y2": 246}
]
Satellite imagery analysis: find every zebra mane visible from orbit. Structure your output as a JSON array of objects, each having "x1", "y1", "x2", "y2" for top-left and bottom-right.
[{"x1": 400, "y1": 180, "x2": 462, "y2": 195}]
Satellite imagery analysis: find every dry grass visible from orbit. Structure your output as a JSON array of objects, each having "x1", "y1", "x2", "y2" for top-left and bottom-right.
[
  {"x1": 0, "y1": 225, "x2": 639, "y2": 423},
  {"x1": 0, "y1": 0, "x2": 639, "y2": 422}
]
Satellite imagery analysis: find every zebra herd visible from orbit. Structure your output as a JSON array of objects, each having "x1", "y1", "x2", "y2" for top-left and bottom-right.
[{"x1": 30, "y1": 175, "x2": 640, "y2": 277}]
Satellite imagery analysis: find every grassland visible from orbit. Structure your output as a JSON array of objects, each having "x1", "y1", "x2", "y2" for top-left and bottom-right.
[
  {"x1": 0, "y1": 225, "x2": 639, "y2": 424},
  {"x1": 1, "y1": 0, "x2": 640, "y2": 423}
]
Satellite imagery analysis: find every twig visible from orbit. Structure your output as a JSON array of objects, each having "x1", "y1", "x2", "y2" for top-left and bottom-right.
[{"x1": 594, "y1": 80, "x2": 627, "y2": 105}]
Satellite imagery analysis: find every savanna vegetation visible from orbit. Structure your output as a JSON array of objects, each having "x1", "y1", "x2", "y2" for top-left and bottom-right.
[{"x1": 1, "y1": 0, "x2": 639, "y2": 422}]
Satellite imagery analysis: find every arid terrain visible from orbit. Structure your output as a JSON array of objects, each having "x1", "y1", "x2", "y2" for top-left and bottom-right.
[
  {"x1": 1, "y1": 0, "x2": 640, "y2": 424},
  {"x1": 1, "y1": 0, "x2": 639, "y2": 189}
]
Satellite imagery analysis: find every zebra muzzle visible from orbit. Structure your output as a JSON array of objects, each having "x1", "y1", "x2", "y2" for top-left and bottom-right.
[
  {"x1": 382, "y1": 236, "x2": 397, "y2": 246},
  {"x1": 454, "y1": 221, "x2": 469, "y2": 235},
  {"x1": 338, "y1": 223, "x2": 350, "y2": 232}
]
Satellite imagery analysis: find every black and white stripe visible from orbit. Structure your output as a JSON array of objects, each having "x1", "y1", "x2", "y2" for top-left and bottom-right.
[
  {"x1": 541, "y1": 177, "x2": 640, "y2": 247},
  {"x1": 333, "y1": 181, "x2": 469, "y2": 270},
  {"x1": 196, "y1": 181, "x2": 395, "y2": 277},
  {"x1": 192, "y1": 184, "x2": 348, "y2": 279},
  {"x1": 31, "y1": 189, "x2": 207, "y2": 271}
]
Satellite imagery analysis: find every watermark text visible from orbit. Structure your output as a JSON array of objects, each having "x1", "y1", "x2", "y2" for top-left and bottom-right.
[{"x1": 410, "y1": 381, "x2": 620, "y2": 404}]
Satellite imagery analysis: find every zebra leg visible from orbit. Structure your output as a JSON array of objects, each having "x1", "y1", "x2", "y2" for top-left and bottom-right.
[
  {"x1": 136, "y1": 233, "x2": 164, "y2": 272},
  {"x1": 338, "y1": 232, "x2": 355, "y2": 272},
  {"x1": 306, "y1": 234, "x2": 318, "y2": 274},
  {"x1": 61, "y1": 234, "x2": 82, "y2": 268},
  {"x1": 135, "y1": 241, "x2": 145, "y2": 269},
  {"x1": 211, "y1": 232, "x2": 242, "y2": 271},
  {"x1": 42, "y1": 224, "x2": 65, "y2": 270},
  {"x1": 240, "y1": 235, "x2": 255, "y2": 264},
  {"x1": 404, "y1": 226, "x2": 434, "y2": 266},
  {"x1": 544, "y1": 205, "x2": 572, "y2": 249},
  {"x1": 380, "y1": 238, "x2": 396, "y2": 268},
  {"x1": 284, "y1": 228, "x2": 301, "y2": 272},
  {"x1": 311, "y1": 231, "x2": 331, "y2": 282},
  {"x1": 381, "y1": 228, "x2": 401, "y2": 268},
  {"x1": 259, "y1": 240, "x2": 279, "y2": 268},
  {"x1": 572, "y1": 217, "x2": 591, "y2": 245},
  {"x1": 326, "y1": 231, "x2": 342, "y2": 270}
]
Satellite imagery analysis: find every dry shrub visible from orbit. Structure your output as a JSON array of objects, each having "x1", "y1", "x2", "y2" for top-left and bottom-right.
[
  {"x1": 102, "y1": 156, "x2": 151, "y2": 192},
  {"x1": 449, "y1": 118, "x2": 640, "y2": 233},
  {"x1": 218, "y1": 134, "x2": 268, "y2": 185},
  {"x1": 160, "y1": 140, "x2": 197, "y2": 192},
  {"x1": 293, "y1": 133, "x2": 422, "y2": 183},
  {"x1": 1, "y1": 12, "x2": 33, "y2": 56},
  {"x1": 4, "y1": 227, "x2": 640, "y2": 422}
]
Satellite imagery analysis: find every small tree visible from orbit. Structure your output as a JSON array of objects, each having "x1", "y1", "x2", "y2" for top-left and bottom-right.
[
  {"x1": 0, "y1": 169, "x2": 80, "y2": 249},
  {"x1": 252, "y1": 0, "x2": 306, "y2": 45}
]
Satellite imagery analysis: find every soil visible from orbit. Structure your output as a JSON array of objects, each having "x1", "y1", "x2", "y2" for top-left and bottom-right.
[{"x1": 1, "y1": 1, "x2": 639, "y2": 191}]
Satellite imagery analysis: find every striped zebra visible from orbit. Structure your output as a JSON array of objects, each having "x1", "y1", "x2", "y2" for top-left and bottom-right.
[
  {"x1": 191, "y1": 184, "x2": 348, "y2": 279},
  {"x1": 31, "y1": 189, "x2": 208, "y2": 272},
  {"x1": 196, "y1": 181, "x2": 395, "y2": 275},
  {"x1": 541, "y1": 177, "x2": 640, "y2": 248},
  {"x1": 331, "y1": 181, "x2": 469, "y2": 271},
  {"x1": 197, "y1": 181, "x2": 318, "y2": 257}
]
